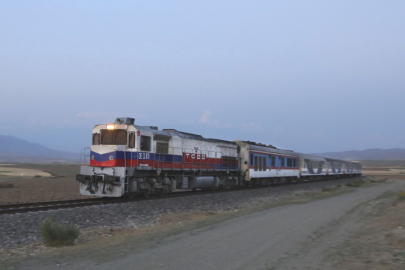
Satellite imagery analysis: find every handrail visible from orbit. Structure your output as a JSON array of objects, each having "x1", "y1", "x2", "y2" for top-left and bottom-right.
[{"x1": 80, "y1": 147, "x2": 91, "y2": 166}]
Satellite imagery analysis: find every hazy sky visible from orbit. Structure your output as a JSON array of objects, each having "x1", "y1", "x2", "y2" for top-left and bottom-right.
[{"x1": 1, "y1": 0, "x2": 404, "y2": 153}]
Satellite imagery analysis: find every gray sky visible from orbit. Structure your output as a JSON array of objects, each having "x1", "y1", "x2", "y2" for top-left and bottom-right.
[{"x1": 1, "y1": 0, "x2": 404, "y2": 153}]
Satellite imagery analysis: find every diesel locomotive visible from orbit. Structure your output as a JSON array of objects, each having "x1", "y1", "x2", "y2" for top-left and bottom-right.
[{"x1": 76, "y1": 117, "x2": 362, "y2": 198}]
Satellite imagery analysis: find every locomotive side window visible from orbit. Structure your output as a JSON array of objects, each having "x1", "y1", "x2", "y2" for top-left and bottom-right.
[
  {"x1": 128, "y1": 133, "x2": 135, "y2": 148},
  {"x1": 250, "y1": 154, "x2": 253, "y2": 166},
  {"x1": 100, "y1": 130, "x2": 127, "y2": 145},
  {"x1": 92, "y1": 133, "x2": 100, "y2": 145},
  {"x1": 140, "y1": 136, "x2": 151, "y2": 151},
  {"x1": 156, "y1": 142, "x2": 169, "y2": 154},
  {"x1": 272, "y1": 156, "x2": 276, "y2": 167}
]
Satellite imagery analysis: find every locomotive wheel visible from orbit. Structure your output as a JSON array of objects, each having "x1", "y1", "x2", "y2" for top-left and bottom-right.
[
  {"x1": 143, "y1": 190, "x2": 150, "y2": 198},
  {"x1": 157, "y1": 189, "x2": 164, "y2": 196}
]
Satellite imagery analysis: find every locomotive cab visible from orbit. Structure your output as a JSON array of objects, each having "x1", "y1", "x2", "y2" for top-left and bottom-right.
[
  {"x1": 77, "y1": 117, "x2": 141, "y2": 197},
  {"x1": 77, "y1": 117, "x2": 177, "y2": 197}
]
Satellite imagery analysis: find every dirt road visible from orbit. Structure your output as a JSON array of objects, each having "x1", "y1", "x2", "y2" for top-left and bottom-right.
[{"x1": 16, "y1": 180, "x2": 405, "y2": 270}]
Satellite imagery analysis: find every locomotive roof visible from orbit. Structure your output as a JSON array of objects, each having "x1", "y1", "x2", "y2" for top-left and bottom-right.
[
  {"x1": 135, "y1": 125, "x2": 171, "y2": 136},
  {"x1": 134, "y1": 126, "x2": 235, "y2": 145},
  {"x1": 163, "y1": 129, "x2": 236, "y2": 145}
]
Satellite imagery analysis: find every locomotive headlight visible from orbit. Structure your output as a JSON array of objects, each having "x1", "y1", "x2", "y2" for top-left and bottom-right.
[{"x1": 107, "y1": 124, "x2": 115, "y2": 130}]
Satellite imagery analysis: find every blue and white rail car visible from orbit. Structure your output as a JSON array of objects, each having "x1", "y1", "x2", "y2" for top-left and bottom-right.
[
  {"x1": 352, "y1": 162, "x2": 362, "y2": 175},
  {"x1": 324, "y1": 158, "x2": 345, "y2": 176},
  {"x1": 77, "y1": 117, "x2": 240, "y2": 198},
  {"x1": 298, "y1": 153, "x2": 328, "y2": 179},
  {"x1": 342, "y1": 160, "x2": 361, "y2": 175},
  {"x1": 236, "y1": 141, "x2": 300, "y2": 186}
]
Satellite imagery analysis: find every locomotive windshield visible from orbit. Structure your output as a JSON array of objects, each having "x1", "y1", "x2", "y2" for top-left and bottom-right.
[{"x1": 99, "y1": 129, "x2": 127, "y2": 145}]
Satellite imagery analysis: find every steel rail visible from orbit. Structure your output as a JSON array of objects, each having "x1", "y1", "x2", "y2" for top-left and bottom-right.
[{"x1": 0, "y1": 176, "x2": 360, "y2": 215}]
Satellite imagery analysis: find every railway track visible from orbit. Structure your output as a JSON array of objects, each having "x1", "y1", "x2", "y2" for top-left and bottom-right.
[
  {"x1": 0, "y1": 198, "x2": 117, "y2": 215},
  {"x1": 0, "y1": 189, "x2": 209, "y2": 215},
  {"x1": 0, "y1": 186, "x2": 247, "y2": 215},
  {"x1": 0, "y1": 176, "x2": 359, "y2": 216}
]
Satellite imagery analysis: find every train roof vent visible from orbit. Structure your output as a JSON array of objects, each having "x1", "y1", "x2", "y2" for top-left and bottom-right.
[
  {"x1": 244, "y1": 140, "x2": 277, "y2": 149},
  {"x1": 163, "y1": 129, "x2": 204, "y2": 139},
  {"x1": 115, "y1": 117, "x2": 135, "y2": 125}
]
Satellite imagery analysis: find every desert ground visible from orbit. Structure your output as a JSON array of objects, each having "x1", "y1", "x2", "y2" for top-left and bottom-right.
[
  {"x1": 0, "y1": 163, "x2": 87, "y2": 204},
  {"x1": 1, "y1": 160, "x2": 405, "y2": 269}
]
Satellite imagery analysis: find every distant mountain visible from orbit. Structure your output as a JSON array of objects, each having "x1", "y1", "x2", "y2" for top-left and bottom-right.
[
  {"x1": 310, "y1": 148, "x2": 405, "y2": 161},
  {"x1": 0, "y1": 135, "x2": 80, "y2": 163}
]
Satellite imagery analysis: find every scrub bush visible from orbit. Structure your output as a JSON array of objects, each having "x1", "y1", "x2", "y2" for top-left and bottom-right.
[
  {"x1": 322, "y1": 186, "x2": 336, "y2": 192},
  {"x1": 39, "y1": 218, "x2": 79, "y2": 246},
  {"x1": 397, "y1": 192, "x2": 405, "y2": 201},
  {"x1": 345, "y1": 179, "x2": 364, "y2": 187}
]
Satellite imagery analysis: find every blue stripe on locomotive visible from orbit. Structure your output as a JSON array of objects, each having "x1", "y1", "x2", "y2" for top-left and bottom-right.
[
  {"x1": 91, "y1": 151, "x2": 184, "y2": 163},
  {"x1": 90, "y1": 150, "x2": 238, "y2": 169}
]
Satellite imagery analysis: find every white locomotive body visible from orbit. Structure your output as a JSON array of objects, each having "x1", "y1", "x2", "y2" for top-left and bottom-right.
[{"x1": 77, "y1": 117, "x2": 239, "y2": 198}]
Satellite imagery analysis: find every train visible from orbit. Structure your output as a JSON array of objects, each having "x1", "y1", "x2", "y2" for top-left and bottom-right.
[{"x1": 76, "y1": 117, "x2": 362, "y2": 198}]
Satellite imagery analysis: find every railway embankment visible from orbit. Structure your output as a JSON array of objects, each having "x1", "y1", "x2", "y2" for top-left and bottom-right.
[
  {"x1": 0, "y1": 177, "x2": 361, "y2": 255},
  {"x1": 2, "y1": 177, "x2": 402, "y2": 270}
]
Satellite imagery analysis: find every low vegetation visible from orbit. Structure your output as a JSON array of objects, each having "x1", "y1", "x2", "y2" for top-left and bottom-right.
[
  {"x1": 397, "y1": 191, "x2": 405, "y2": 201},
  {"x1": 322, "y1": 186, "x2": 339, "y2": 192},
  {"x1": 370, "y1": 177, "x2": 387, "y2": 183},
  {"x1": 39, "y1": 218, "x2": 80, "y2": 247},
  {"x1": 0, "y1": 183, "x2": 15, "y2": 189},
  {"x1": 345, "y1": 179, "x2": 365, "y2": 187}
]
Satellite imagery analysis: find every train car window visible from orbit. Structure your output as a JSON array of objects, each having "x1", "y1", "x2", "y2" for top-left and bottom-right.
[
  {"x1": 140, "y1": 136, "x2": 151, "y2": 151},
  {"x1": 128, "y1": 133, "x2": 135, "y2": 148},
  {"x1": 268, "y1": 155, "x2": 272, "y2": 170},
  {"x1": 272, "y1": 156, "x2": 276, "y2": 167},
  {"x1": 92, "y1": 133, "x2": 100, "y2": 145},
  {"x1": 259, "y1": 156, "x2": 262, "y2": 171},
  {"x1": 281, "y1": 157, "x2": 285, "y2": 167},
  {"x1": 254, "y1": 156, "x2": 258, "y2": 171},
  {"x1": 262, "y1": 157, "x2": 266, "y2": 171},
  {"x1": 156, "y1": 142, "x2": 168, "y2": 154},
  {"x1": 101, "y1": 130, "x2": 127, "y2": 145},
  {"x1": 250, "y1": 154, "x2": 254, "y2": 166}
]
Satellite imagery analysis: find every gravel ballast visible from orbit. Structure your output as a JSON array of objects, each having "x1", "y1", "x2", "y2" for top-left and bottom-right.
[{"x1": 0, "y1": 178, "x2": 358, "y2": 249}]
